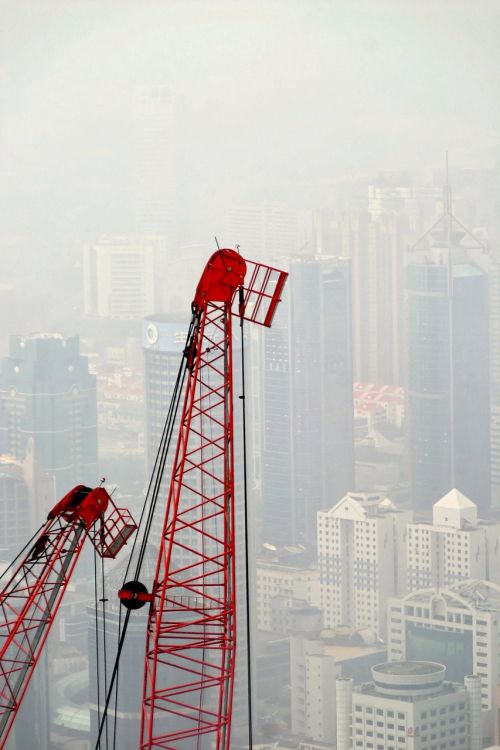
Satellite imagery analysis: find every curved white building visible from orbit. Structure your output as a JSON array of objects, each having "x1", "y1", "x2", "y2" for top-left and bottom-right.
[
  {"x1": 337, "y1": 661, "x2": 481, "y2": 750},
  {"x1": 388, "y1": 580, "x2": 500, "y2": 744}
]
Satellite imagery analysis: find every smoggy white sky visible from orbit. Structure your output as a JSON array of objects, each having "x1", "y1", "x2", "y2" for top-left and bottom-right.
[{"x1": 1, "y1": 0, "x2": 499, "y2": 236}]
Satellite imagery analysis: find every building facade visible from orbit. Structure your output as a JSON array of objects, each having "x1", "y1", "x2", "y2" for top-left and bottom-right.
[
  {"x1": 336, "y1": 662, "x2": 481, "y2": 750},
  {"x1": 388, "y1": 580, "x2": 500, "y2": 742},
  {"x1": 289, "y1": 606, "x2": 339, "y2": 746},
  {"x1": 0, "y1": 334, "x2": 98, "y2": 504},
  {"x1": 84, "y1": 236, "x2": 158, "y2": 320},
  {"x1": 256, "y1": 560, "x2": 320, "y2": 633},
  {"x1": 318, "y1": 492, "x2": 411, "y2": 638},
  {"x1": 407, "y1": 489, "x2": 500, "y2": 590},
  {"x1": 407, "y1": 238, "x2": 490, "y2": 513},
  {"x1": 260, "y1": 255, "x2": 355, "y2": 549},
  {"x1": 133, "y1": 84, "x2": 178, "y2": 245}
]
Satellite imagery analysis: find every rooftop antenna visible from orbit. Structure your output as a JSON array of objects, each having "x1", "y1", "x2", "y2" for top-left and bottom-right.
[
  {"x1": 443, "y1": 150, "x2": 452, "y2": 218},
  {"x1": 445, "y1": 150, "x2": 455, "y2": 492}
]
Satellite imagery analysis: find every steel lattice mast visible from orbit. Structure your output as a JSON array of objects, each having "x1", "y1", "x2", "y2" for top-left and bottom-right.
[
  {"x1": 140, "y1": 248, "x2": 287, "y2": 750},
  {"x1": 0, "y1": 485, "x2": 136, "y2": 749}
]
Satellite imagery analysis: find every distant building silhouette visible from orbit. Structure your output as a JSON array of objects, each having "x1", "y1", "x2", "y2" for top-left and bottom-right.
[
  {"x1": 260, "y1": 255, "x2": 355, "y2": 548},
  {"x1": 407, "y1": 211, "x2": 490, "y2": 512},
  {"x1": 0, "y1": 333, "x2": 98, "y2": 505},
  {"x1": 84, "y1": 235, "x2": 161, "y2": 320},
  {"x1": 133, "y1": 84, "x2": 178, "y2": 246}
]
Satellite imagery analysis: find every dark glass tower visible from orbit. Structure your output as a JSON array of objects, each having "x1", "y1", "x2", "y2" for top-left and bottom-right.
[
  {"x1": 0, "y1": 334, "x2": 98, "y2": 506},
  {"x1": 142, "y1": 314, "x2": 188, "y2": 473},
  {"x1": 407, "y1": 237, "x2": 490, "y2": 512},
  {"x1": 261, "y1": 256, "x2": 355, "y2": 547}
]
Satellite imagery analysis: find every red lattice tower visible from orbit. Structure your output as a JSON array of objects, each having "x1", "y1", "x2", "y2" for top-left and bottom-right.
[
  {"x1": 0, "y1": 485, "x2": 136, "y2": 749},
  {"x1": 140, "y1": 249, "x2": 287, "y2": 749}
]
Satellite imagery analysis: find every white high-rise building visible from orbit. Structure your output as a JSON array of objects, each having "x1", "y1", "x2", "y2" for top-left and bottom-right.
[
  {"x1": 255, "y1": 560, "x2": 319, "y2": 633},
  {"x1": 318, "y1": 492, "x2": 412, "y2": 638},
  {"x1": 289, "y1": 607, "x2": 339, "y2": 746},
  {"x1": 388, "y1": 580, "x2": 500, "y2": 742},
  {"x1": 406, "y1": 489, "x2": 500, "y2": 591},
  {"x1": 84, "y1": 236, "x2": 159, "y2": 319},
  {"x1": 336, "y1": 662, "x2": 481, "y2": 750}
]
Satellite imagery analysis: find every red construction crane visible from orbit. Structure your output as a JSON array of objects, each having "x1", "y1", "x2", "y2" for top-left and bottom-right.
[
  {"x1": 0, "y1": 484, "x2": 136, "y2": 749},
  {"x1": 117, "y1": 249, "x2": 287, "y2": 750}
]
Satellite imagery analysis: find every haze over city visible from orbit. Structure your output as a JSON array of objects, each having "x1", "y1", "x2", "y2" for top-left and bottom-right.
[{"x1": 1, "y1": 2, "x2": 500, "y2": 750}]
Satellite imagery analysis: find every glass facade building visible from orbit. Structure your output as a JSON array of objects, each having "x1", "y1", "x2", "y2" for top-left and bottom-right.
[
  {"x1": 407, "y1": 260, "x2": 490, "y2": 512},
  {"x1": 261, "y1": 256, "x2": 355, "y2": 548},
  {"x1": 0, "y1": 333, "x2": 98, "y2": 503}
]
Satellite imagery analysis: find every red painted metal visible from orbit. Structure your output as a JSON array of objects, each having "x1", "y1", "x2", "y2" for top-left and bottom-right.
[
  {"x1": 0, "y1": 486, "x2": 136, "y2": 748},
  {"x1": 140, "y1": 249, "x2": 287, "y2": 749}
]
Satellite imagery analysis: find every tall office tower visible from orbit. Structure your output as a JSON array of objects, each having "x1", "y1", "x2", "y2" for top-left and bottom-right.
[
  {"x1": 489, "y1": 253, "x2": 500, "y2": 505},
  {"x1": 407, "y1": 209, "x2": 490, "y2": 512},
  {"x1": 259, "y1": 254, "x2": 354, "y2": 548},
  {"x1": 336, "y1": 663, "x2": 481, "y2": 750},
  {"x1": 133, "y1": 84, "x2": 177, "y2": 247},
  {"x1": 88, "y1": 604, "x2": 148, "y2": 750},
  {"x1": 259, "y1": 289, "x2": 293, "y2": 546},
  {"x1": 0, "y1": 334, "x2": 98, "y2": 504},
  {"x1": 406, "y1": 489, "x2": 500, "y2": 590},
  {"x1": 388, "y1": 580, "x2": 500, "y2": 742},
  {"x1": 226, "y1": 203, "x2": 298, "y2": 261},
  {"x1": 340, "y1": 209, "x2": 413, "y2": 385},
  {"x1": 290, "y1": 256, "x2": 355, "y2": 546},
  {"x1": 367, "y1": 181, "x2": 418, "y2": 229},
  {"x1": 84, "y1": 236, "x2": 160, "y2": 319},
  {"x1": 142, "y1": 314, "x2": 188, "y2": 474},
  {"x1": 318, "y1": 491, "x2": 412, "y2": 639},
  {"x1": 0, "y1": 457, "x2": 29, "y2": 559}
]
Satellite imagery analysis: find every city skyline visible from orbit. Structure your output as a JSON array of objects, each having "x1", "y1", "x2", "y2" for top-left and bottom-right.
[{"x1": 1, "y1": 2, "x2": 500, "y2": 749}]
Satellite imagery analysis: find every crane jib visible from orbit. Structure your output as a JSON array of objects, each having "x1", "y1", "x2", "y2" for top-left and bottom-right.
[
  {"x1": 0, "y1": 486, "x2": 136, "y2": 749},
  {"x1": 137, "y1": 248, "x2": 288, "y2": 750}
]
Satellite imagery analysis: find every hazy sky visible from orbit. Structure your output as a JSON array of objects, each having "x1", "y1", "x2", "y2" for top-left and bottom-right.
[{"x1": 1, "y1": 0, "x2": 499, "y2": 240}]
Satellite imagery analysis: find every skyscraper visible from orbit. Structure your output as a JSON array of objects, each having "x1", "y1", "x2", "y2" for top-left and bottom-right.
[
  {"x1": 340, "y1": 186, "x2": 415, "y2": 385},
  {"x1": 142, "y1": 314, "x2": 188, "y2": 474},
  {"x1": 407, "y1": 213, "x2": 490, "y2": 512},
  {"x1": 290, "y1": 255, "x2": 355, "y2": 545},
  {"x1": 133, "y1": 84, "x2": 177, "y2": 246},
  {"x1": 83, "y1": 236, "x2": 160, "y2": 320},
  {"x1": 0, "y1": 334, "x2": 98, "y2": 506},
  {"x1": 259, "y1": 255, "x2": 355, "y2": 548}
]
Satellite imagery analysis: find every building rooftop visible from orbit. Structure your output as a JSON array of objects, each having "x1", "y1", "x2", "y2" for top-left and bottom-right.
[
  {"x1": 435, "y1": 488, "x2": 476, "y2": 511},
  {"x1": 400, "y1": 580, "x2": 500, "y2": 614},
  {"x1": 373, "y1": 661, "x2": 445, "y2": 677}
]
